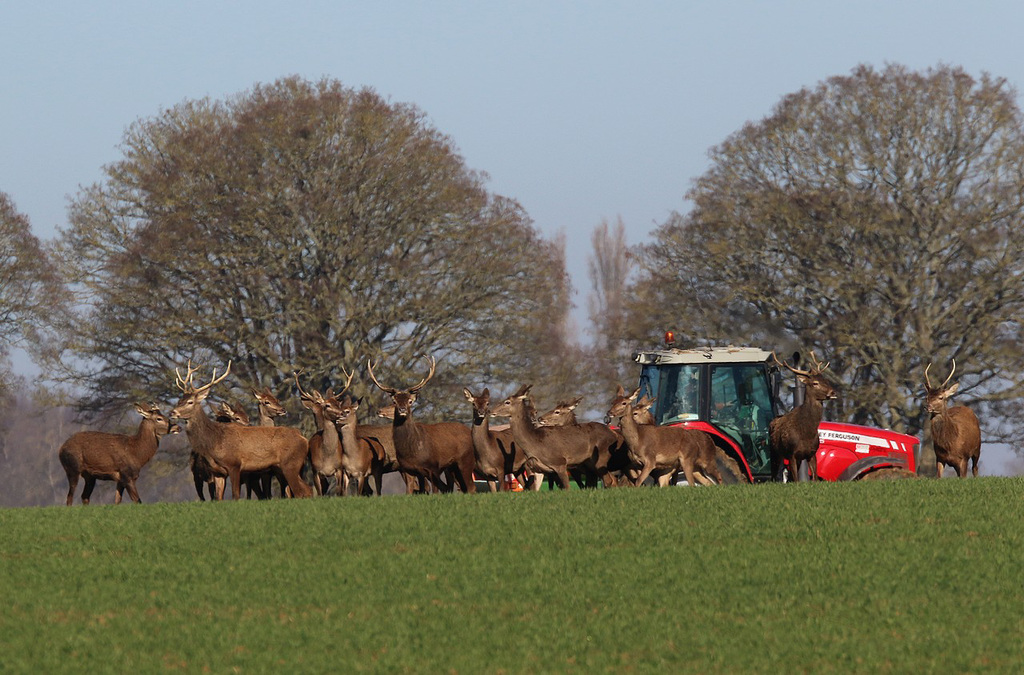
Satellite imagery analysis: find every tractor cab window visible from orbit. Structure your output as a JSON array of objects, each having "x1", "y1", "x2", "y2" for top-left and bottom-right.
[
  {"x1": 709, "y1": 364, "x2": 773, "y2": 477},
  {"x1": 640, "y1": 364, "x2": 701, "y2": 425}
]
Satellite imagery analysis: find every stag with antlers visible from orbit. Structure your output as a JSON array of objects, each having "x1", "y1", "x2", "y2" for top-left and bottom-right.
[
  {"x1": 170, "y1": 361, "x2": 311, "y2": 499},
  {"x1": 367, "y1": 356, "x2": 476, "y2": 493},
  {"x1": 769, "y1": 351, "x2": 837, "y2": 482},
  {"x1": 924, "y1": 360, "x2": 982, "y2": 478}
]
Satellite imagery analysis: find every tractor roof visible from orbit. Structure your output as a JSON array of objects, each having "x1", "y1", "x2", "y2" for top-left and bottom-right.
[{"x1": 633, "y1": 345, "x2": 773, "y2": 365}]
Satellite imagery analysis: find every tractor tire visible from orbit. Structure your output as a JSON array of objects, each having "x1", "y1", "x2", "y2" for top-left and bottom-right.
[
  {"x1": 858, "y1": 467, "x2": 918, "y2": 481},
  {"x1": 714, "y1": 449, "x2": 749, "y2": 484}
]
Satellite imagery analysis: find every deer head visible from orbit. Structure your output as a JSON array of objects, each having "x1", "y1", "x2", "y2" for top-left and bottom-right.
[
  {"x1": 366, "y1": 356, "x2": 436, "y2": 420},
  {"x1": 251, "y1": 387, "x2": 286, "y2": 418},
  {"x1": 924, "y1": 360, "x2": 960, "y2": 416},
  {"x1": 607, "y1": 384, "x2": 641, "y2": 419},
  {"x1": 170, "y1": 360, "x2": 232, "y2": 420},
  {"x1": 537, "y1": 396, "x2": 584, "y2": 427},
  {"x1": 214, "y1": 400, "x2": 250, "y2": 425},
  {"x1": 135, "y1": 402, "x2": 177, "y2": 436},
  {"x1": 463, "y1": 387, "x2": 491, "y2": 422},
  {"x1": 772, "y1": 351, "x2": 837, "y2": 403}
]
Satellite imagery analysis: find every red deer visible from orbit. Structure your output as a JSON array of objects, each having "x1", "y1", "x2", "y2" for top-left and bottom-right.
[
  {"x1": 924, "y1": 360, "x2": 982, "y2": 478},
  {"x1": 324, "y1": 395, "x2": 396, "y2": 496},
  {"x1": 535, "y1": 395, "x2": 626, "y2": 488},
  {"x1": 769, "y1": 351, "x2": 837, "y2": 482},
  {"x1": 170, "y1": 361, "x2": 312, "y2": 499},
  {"x1": 367, "y1": 356, "x2": 476, "y2": 493},
  {"x1": 500, "y1": 385, "x2": 618, "y2": 490},
  {"x1": 463, "y1": 387, "x2": 523, "y2": 492},
  {"x1": 607, "y1": 386, "x2": 722, "y2": 487},
  {"x1": 59, "y1": 403, "x2": 178, "y2": 505},
  {"x1": 295, "y1": 370, "x2": 349, "y2": 496}
]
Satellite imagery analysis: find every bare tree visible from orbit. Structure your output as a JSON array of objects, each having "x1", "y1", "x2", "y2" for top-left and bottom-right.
[
  {"x1": 629, "y1": 64, "x2": 1024, "y2": 448},
  {"x1": 48, "y1": 77, "x2": 573, "y2": 425}
]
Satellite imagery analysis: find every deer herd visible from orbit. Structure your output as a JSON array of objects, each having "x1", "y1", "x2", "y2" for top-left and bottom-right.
[{"x1": 58, "y1": 352, "x2": 983, "y2": 505}]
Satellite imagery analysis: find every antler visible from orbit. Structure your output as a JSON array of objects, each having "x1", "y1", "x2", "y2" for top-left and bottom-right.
[
  {"x1": 771, "y1": 351, "x2": 811, "y2": 377},
  {"x1": 293, "y1": 370, "x2": 324, "y2": 404},
  {"x1": 194, "y1": 361, "x2": 232, "y2": 395},
  {"x1": 924, "y1": 359, "x2": 956, "y2": 392},
  {"x1": 806, "y1": 351, "x2": 830, "y2": 373},
  {"x1": 337, "y1": 366, "x2": 355, "y2": 399},
  {"x1": 366, "y1": 358, "x2": 396, "y2": 395},
  {"x1": 175, "y1": 359, "x2": 200, "y2": 393},
  {"x1": 408, "y1": 356, "x2": 436, "y2": 395}
]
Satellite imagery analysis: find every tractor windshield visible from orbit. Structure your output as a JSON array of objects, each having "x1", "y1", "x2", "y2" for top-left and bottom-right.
[{"x1": 638, "y1": 364, "x2": 701, "y2": 425}]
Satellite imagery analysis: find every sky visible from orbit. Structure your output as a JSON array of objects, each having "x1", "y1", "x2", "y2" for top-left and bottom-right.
[{"x1": 3, "y1": 1, "x2": 1024, "y2": 473}]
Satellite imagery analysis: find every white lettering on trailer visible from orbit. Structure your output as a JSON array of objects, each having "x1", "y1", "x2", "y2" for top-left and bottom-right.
[{"x1": 818, "y1": 429, "x2": 890, "y2": 448}]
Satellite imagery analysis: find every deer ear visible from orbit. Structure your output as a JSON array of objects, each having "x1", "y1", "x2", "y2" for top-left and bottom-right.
[
  {"x1": 942, "y1": 383, "x2": 959, "y2": 399},
  {"x1": 629, "y1": 387, "x2": 641, "y2": 402},
  {"x1": 134, "y1": 403, "x2": 147, "y2": 416},
  {"x1": 482, "y1": 387, "x2": 489, "y2": 398},
  {"x1": 463, "y1": 388, "x2": 474, "y2": 402}
]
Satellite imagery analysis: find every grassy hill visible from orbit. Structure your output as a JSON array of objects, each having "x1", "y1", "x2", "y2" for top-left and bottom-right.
[{"x1": 2, "y1": 478, "x2": 1021, "y2": 673}]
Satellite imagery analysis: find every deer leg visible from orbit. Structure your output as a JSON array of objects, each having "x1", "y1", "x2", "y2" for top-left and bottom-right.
[
  {"x1": 114, "y1": 481, "x2": 124, "y2": 505},
  {"x1": 808, "y1": 455, "x2": 818, "y2": 481},
  {"x1": 971, "y1": 456, "x2": 979, "y2": 477},
  {"x1": 228, "y1": 468, "x2": 243, "y2": 499},
  {"x1": 635, "y1": 461, "x2": 656, "y2": 486},
  {"x1": 214, "y1": 476, "x2": 226, "y2": 500},
  {"x1": 64, "y1": 472, "x2": 79, "y2": 506},
  {"x1": 125, "y1": 479, "x2": 141, "y2": 503},
  {"x1": 678, "y1": 459, "x2": 698, "y2": 488},
  {"x1": 935, "y1": 461, "x2": 945, "y2": 479},
  {"x1": 957, "y1": 459, "x2": 968, "y2": 478},
  {"x1": 81, "y1": 475, "x2": 97, "y2": 505}
]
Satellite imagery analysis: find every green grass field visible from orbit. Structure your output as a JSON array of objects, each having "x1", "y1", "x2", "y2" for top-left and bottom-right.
[{"x1": 2, "y1": 478, "x2": 1021, "y2": 673}]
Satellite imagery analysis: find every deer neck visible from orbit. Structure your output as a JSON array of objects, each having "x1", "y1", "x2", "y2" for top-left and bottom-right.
[
  {"x1": 184, "y1": 407, "x2": 223, "y2": 456},
  {"x1": 617, "y1": 403, "x2": 642, "y2": 449},
  {"x1": 257, "y1": 408, "x2": 276, "y2": 427},
  {"x1": 796, "y1": 395, "x2": 824, "y2": 426},
  {"x1": 509, "y1": 399, "x2": 543, "y2": 444},
  {"x1": 133, "y1": 419, "x2": 161, "y2": 466}
]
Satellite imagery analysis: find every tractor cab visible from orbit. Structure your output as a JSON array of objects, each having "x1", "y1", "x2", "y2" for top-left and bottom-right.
[{"x1": 633, "y1": 338, "x2": 919, "y2": 482}]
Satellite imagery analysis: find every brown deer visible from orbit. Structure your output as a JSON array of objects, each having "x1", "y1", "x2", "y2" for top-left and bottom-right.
[
  {"x1": 769, "y1": 351, "x2": 837, "y2": 482},
  {"x1": 463, "y1": 387, "x2": 523, "y2": 492},
  {"x1": 607, "y1": 385, "x2": 722, "y2": 487},
  {"x1": 324, "y1": 394, "x2": 395, "y2": 496},
  {"x1": 924, "y1": 360, "x2": 982, "y2": 478},
  {"x1": 170, "y1": 361, "x2": 312, "y2": 499},
  {"x1": 500, "y1": 385, "x2": 617, "y2": 490},
  {"x1": 295, "y1": 369, "x2": 350, "y2": 495},
  {"x1": 535, "y1": 395, "x2": 627, "y2": 488},
  {"x1": 59, "y1": 403, "x2": 178, "y2": 505},
  {"x1": 367, "y1": 356, "x2": 476, "y2": 493}
]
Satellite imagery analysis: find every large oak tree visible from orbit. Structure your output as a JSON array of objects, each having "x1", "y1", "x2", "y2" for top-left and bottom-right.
[
  {"x1": 629, "y1": 64, "x2": 1024, "y2": 451},
  {"x1": 52, "y1": 77, "x2": 571, "y2": 422}
]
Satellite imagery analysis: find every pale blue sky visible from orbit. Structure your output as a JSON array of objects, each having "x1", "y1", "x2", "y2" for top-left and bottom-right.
[{"x1": 3, "y1": 1, "x2": 1023, "y2": 472}]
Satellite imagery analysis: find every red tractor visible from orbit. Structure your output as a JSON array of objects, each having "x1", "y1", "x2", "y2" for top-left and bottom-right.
[{"x1": 632, "y1": 340, "x2": 919, "y2": 483}]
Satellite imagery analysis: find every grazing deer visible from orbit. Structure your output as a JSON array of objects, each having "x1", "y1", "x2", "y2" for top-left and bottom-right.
[
  {"x1": 295, "y1": 370, "x2": 350, "y2": 495},
  {"x1": 59, "y1": 403, "x2": 178, "y2": 505},
  {"x1": 367, "y1": 356, "x2": 477, "y2": 494},
  {"x1": 607, "y1": 386, "x2": 722, "y2": 487},
  {"x1": 170, "y1": 361, "x2": 312, "y2": 499},
  {"x1": 500, "y1": 385, "x2": 617, "y2": 490},
  {"x1": 463, "y1": 387, "x2": 522, "y2": 492},
  {"x1": 924, "y1": 360, "x2": 982, "y2": 478},
  {"x1": 769, "y1": 351, "x2": 837, "y2": 482}
]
